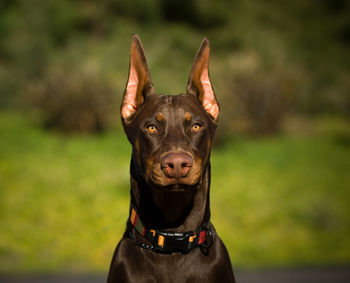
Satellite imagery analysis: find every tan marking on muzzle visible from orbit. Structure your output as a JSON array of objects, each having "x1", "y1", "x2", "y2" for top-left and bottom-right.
[{"x1": 146, "y1": 156, "x2": 154, "y2": 177}]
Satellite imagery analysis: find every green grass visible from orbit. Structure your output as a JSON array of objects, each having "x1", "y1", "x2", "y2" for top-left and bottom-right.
[{"x1": 0, "y1": 112, "x2": 350, "y2": 272}]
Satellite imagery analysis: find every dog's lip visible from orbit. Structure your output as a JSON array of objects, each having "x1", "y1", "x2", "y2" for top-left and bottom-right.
[
  {"x1": 154, "y1": 183, "x2": 198, "y2": 192},
  {"x1": 150, "y1": 173, "x2": 198, "y2": 187},
  {"x1": 149, "y1": 166, "x2": 201, "y2": 189},
  {"x1": 151, "y1": 177, "x2": 200, "y2": 191}
]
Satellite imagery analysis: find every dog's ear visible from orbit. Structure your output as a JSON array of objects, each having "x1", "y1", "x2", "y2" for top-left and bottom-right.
[
  {"x1": 186, "y1": 38, "x2": 219, "y2": 121},
  {"x1": 121, "y1": 35, "x2": 155, "y2": 120}
]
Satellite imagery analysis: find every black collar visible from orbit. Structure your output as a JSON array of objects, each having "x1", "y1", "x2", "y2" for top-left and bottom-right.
[{"x1": 126, "y1": 204, "x2": 213, "y2": 254}]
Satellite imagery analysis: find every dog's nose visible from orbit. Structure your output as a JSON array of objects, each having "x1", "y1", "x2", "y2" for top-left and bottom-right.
[{"x1": 161, "y1": 153, "x2": 193, "y2": 178}]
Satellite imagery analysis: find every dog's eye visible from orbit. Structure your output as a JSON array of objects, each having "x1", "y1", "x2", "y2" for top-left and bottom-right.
[
  {"x1": 147, "y1": 125, "x2": 158, "y2": 133},
  {"x1": 191, "y1": 123, "x2": 201, "y2": 132}
]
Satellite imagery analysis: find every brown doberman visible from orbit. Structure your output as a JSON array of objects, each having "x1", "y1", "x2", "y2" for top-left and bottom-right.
[{"x1": 107, "y1": 35, "x2": 235, "y2": 283}]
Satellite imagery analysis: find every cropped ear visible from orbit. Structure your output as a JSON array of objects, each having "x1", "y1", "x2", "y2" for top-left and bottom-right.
[
  {"x1": 186, "y1": 38, "x2": 219, "y2": 121},
  {"x1": 121, "y1": 34, "x2": 155, "y2": 120}
]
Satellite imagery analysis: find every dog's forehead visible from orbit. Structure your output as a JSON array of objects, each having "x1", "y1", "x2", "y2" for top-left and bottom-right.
[{"x1": 147, "y1": 94, "x2": 207, "y2": 119}]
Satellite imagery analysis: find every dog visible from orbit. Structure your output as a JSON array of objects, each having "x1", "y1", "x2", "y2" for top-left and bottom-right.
[{"x1": 107, "y1": 35, "x2": 235, "y2": 283}]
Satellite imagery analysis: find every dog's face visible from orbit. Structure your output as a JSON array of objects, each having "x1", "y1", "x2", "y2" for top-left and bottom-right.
[{"x1": 121, "y1": 35, "x2": 219, "y2": 190}]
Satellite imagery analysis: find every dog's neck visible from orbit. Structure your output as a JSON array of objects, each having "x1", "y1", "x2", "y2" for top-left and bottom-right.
[{"x1": 129, "y1": 158, "x2": 211, "y2": 232}]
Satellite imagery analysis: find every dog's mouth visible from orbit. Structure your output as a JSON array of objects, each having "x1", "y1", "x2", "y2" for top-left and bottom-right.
[
  {"x1": 154, "y1": 183, "x2": 198, "y2": 192},
  {"x1": 150, "y1": 173, "x2": 198, "y2": 187},
  {"x1": 149, "y1": 163, "x2": 202, "y2": 189}
]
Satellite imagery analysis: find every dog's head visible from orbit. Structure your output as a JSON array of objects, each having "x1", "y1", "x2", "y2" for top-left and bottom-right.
[{"x1": 121, "y1": 35, "x2": 219, "y2": 190}]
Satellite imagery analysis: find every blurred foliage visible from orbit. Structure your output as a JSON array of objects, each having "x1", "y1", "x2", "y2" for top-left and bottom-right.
[
  {"x1": 0, "y1": 0, "x2": 349, "y2": 134},
  {"x1": 23, "y1": 65, "x2": 117, "y2": 133},
  {"x1": 0, "y1": 112, "x2": 349, "y2": 271},
  {"x1": 224, "y1": 67, "x2": 295, "y2": 135}
]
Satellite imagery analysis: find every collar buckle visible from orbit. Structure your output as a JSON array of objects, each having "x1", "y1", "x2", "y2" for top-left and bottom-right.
[{"x1": 152, "y1": 230, "x2": 195, "y2": 253}]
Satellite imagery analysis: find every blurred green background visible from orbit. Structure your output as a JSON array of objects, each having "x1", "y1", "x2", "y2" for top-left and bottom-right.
[{"x1": 0, "y1": 0, "x2": 350, "y2": 274}]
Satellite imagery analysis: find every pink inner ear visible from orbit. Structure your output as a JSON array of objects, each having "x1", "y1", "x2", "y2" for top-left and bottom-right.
[
  {"x1": 122, "y1": 66, "x2": 139, "y2": 119},
  {"x1": 200, "y1": 68, "x2": 219, "y2": 120}
]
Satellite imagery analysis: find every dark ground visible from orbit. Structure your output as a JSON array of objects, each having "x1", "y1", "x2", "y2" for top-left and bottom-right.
[{"x1": 1, "y1": 267, "x2": 350, "y2": 283}]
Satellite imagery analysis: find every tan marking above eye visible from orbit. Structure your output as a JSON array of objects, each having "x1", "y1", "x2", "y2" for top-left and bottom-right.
[
  {"x1": 147, "y1": 125, "x2": 158, "y2": 133},
  {"x1": 191, "y1": 123, "x2": 201, "y2": 132},
  {"x1": 185, "y1": 113, "x2": 192, "y2": 121},
  {"x1": 156, "y1": 113, "x2": 164, "y2": 122}
]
